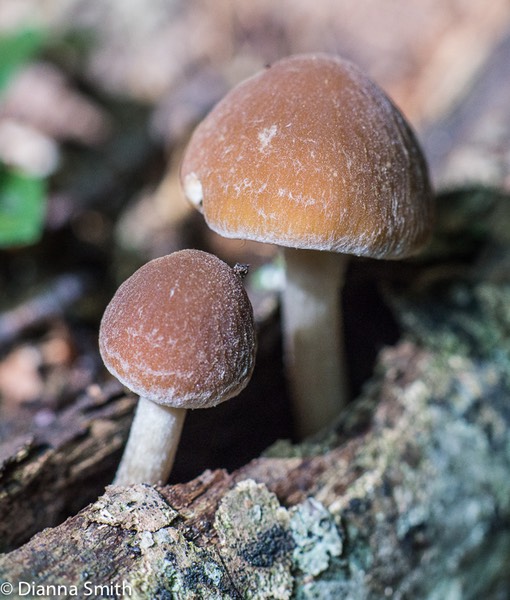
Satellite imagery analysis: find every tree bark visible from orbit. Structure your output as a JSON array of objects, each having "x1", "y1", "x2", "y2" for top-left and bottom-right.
[{"x1": 0, "y1": 381, "x2": 135, "y2": 552}]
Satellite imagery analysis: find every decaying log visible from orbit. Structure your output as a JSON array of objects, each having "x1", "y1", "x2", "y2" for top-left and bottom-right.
[{"x1": 1, "y1": 285, "x2": 510, "y2": 600}]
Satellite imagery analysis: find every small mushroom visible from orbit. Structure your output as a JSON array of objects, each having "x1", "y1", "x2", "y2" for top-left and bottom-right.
[
  {"x1": 99, "y1": 249, "x2": 256, "y2": 485},
  {"x1": 180, "y1": 54, "x2": 434, "y2": 438}
]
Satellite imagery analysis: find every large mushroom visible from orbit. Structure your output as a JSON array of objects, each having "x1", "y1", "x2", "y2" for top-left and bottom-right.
[
  {"x1": 99, "y1": 249, "x2": 256, "y2": 485},
  {"x1": 180, "y1": 53, "x2": 433, "y2": 438}
]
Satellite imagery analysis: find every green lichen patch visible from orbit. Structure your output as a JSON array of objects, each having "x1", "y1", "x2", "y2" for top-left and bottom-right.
[
  {"x1": 289, "y1": 498, "x2": 343, "y2": 577},
  {"x1": 288, "y1": 497, "x2": 354, "y2": 599},
  {"x1": 88, "y1": 484, "x2": 178, "y2": 531},
  {"x1": 213, "y1": 480, "x2": 353, "y2": 598},
  {"x1": 214, "y1": 479, "x2": 293, "y2": 599},
  {"x1": 127, "y1": 528, "x2": 237, "y2": 600}
]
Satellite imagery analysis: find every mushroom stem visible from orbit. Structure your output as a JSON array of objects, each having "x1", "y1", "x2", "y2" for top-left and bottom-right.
[
  {"x1": 113, "y1": 397, "x2": 186, "y2": 485},
  {"x1": 282, "y1": 247, "x2": 349, "y2": 438}
]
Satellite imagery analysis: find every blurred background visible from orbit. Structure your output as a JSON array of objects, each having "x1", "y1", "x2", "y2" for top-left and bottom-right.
[{"x1": 1, "y1": 0, "x2": 510, "y2": 502}]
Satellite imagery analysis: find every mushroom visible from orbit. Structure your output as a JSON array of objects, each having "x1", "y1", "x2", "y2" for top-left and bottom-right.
[
  {"x1": 180, "y1": 54, "x2": 433, "y2": 438},
  {"x1": 99, "y1": 249, "x2": 256, "y2": 485}
]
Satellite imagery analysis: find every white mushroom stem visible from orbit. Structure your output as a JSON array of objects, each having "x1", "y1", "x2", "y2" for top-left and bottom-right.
[
  {"x1": 282, "y1": 247, "x2": 349, "y2": 439},
  {"x1": 113, "y1": 397, "x2": 186, "y2": 485}
]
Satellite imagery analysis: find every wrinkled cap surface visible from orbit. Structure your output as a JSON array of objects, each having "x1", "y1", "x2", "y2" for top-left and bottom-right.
[
  {"x1": 181, "y1": 53, "x2": 433, "y2": 259},
  {"x1": 99, "y1": 250, "x2": 256, "y2": 409}
]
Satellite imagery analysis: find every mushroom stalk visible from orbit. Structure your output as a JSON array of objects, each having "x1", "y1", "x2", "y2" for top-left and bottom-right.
[
  {"x1": 114, "y1": 397, "x2": 186, "y2": 485},
  {"x1": 282, "y1": 247, "x2": 348, "y2": 438}
]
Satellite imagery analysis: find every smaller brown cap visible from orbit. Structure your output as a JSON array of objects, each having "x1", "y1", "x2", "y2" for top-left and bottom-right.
[
  {"x1": 99, "y1": 249, "x2": 256, "y2": 409},
  {"x1": 180, "y1": 53, "x2": 433, "y2": 259}
]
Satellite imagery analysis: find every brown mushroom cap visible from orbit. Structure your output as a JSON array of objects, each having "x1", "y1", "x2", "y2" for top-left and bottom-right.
[
  {"x1": 181, "y1": 53, "x2": 433, "y2": 259},
  {"x1": 99, "y1": 250, "x2": 256, "y2": 409}
]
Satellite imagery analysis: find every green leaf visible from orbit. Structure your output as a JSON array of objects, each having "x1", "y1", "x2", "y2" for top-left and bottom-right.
[
  {"x1": 0, "y1": 28, "x2": 46, "y2": 91},
  {"x1": 0, "y1": 167, "x2": 46, "y2": 247}
]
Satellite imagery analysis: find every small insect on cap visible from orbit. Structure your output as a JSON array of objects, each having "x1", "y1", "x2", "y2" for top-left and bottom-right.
[
  {"x1": 99, "y1": 249, "x2": 256, "y2": 409},
  {"x1": 181, "y1": 53, "x2": 433, "y2": 259}
]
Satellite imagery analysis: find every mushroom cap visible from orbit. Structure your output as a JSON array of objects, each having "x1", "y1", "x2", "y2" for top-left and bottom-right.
[
  {"x1": 99, "y1": 250, "x2": 256, "y2": 409},
  {"x1": 180, "y1": 53, "x2": 433, "y2": 259}
]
